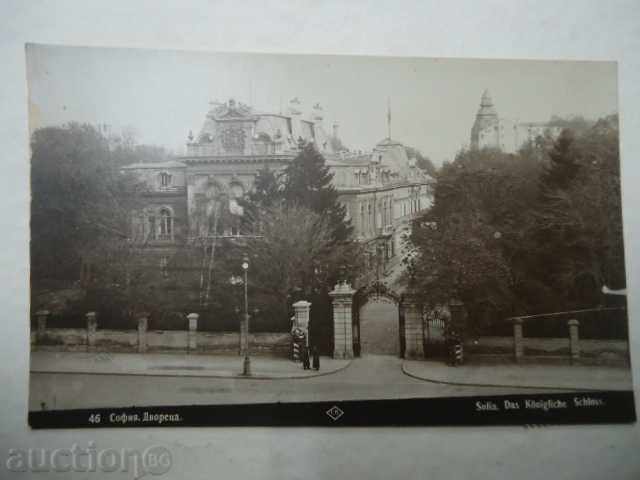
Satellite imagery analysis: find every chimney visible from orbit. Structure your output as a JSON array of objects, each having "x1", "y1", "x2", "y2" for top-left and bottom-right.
[{"x1": 332, "y1": 122, "x2": 339, "y2": 138}]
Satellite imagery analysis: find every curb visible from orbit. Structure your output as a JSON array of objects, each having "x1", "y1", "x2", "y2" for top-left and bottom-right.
[
  {"x1": 401, "y1": 361, "x2": 606, "y2": 392},
  {"x1": 30, "y1": 359, "x2": 353, "y2": 381}
]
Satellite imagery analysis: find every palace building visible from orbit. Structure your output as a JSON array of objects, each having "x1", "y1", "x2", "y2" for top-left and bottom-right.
[
  {"x1": 122, "y1": 97, "x2": 433, "y2": 277},
  {"x1": 470, "y1": 90, "x2": 563, "y2": 152}
]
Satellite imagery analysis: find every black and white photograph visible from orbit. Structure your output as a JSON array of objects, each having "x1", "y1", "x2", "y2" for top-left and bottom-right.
[{"x1": 26, "y1": 44, "x2": 634, "y2": 427}]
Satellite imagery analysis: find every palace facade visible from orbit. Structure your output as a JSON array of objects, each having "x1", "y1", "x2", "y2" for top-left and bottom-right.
[{"x1": 122, "y1": 98, "x2": 433, "y2": 278}]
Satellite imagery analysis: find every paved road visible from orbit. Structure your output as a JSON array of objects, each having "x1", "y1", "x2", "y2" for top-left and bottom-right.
[{"x1": 30, "y1": 354, "x2": 537, "y2": 411}]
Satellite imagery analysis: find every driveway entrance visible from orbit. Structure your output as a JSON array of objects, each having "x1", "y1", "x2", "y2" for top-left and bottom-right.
[{"x1": 358, "y1": 299, "x2": 401, "y2": 356}]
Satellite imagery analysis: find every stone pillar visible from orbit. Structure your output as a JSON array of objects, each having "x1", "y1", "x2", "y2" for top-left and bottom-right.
[
  {"x1": 187, "y1": 313, "x2": 199, "y2": 353},
  {"x1": 137, "y1": 313, "x2": 149, "y2": 353},
  {"x1": 402, "y1": 295, "x2": 424, "y2": 359},
  {"x1": 513, "y1": 317, "x2": 524, "y2": 362},
  {"x1": 292, "y1": 300, "x2": 312, "y2": 346},
  {"x1": 330, "y1": 281, "x2": 355, "y2": 359},
  {"x1": 36, "y1": 310, "x2": 49, "y2": 344},
  {"x1": 568, "y1": 319, "x2": 580, "y2": 364},
  {"x1": 86, "y1": 311, "x2": 97, "y2": 351}
]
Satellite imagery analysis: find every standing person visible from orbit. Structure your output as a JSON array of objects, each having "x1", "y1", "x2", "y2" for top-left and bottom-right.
[
  {"x1": 301, "y1": 342, "x2": 310, "y2": 370},
  {"x1": 312, "y1": 346, "x2": 320, "y2": 371}
]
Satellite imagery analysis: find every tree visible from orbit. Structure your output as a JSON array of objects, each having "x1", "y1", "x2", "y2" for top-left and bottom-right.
[
  {"x1": 248, "y1": 165, "x2": 281, "y2": 208},
  {"x1": 530, "y1": 115, "x2": 624, "y2": 307},
  {"x1": 30, "y1": 123, "x2": 182, "y2": 322},
  {"x1": 408, "y1": 149, "x2": 532, "y2": 327},
  {"x1": 281, "y1": 141, "x2": 353, "y2": 242},
  {"x1": 30, "y1": 123, "x2": 143, "y2": 287},
  {"x1": 408, "y1": 114, "x2": 626, "y2": 335},
  {"x1": 541, "y1": 129, "x2": 580, "y2": 190},
  {"x1": 405, "y1": 146, "x2": 437, "y2": 177}
]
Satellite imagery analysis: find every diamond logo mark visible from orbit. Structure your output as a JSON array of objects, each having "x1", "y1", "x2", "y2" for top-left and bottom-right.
[{"x1": 326, "y1": 405, "x2": 344, "y2": 421}]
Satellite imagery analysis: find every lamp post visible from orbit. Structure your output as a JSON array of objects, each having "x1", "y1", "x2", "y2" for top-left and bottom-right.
[{"x1": 241, "y1": 254, "x2": 251, "y2": 376}]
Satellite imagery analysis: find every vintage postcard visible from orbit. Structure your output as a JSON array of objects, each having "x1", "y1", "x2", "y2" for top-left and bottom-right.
[{"x1": 27, "y1": 44, "x2": 634, "y2": 427}]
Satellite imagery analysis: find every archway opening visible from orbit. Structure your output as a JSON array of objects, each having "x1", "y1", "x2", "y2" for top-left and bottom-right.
[
  {"x1": 359, "y1": 297, "x2": 400, "y2": 356},
  {"x1": 352, "y1": 282, "x2": 404, "y2": 358}
]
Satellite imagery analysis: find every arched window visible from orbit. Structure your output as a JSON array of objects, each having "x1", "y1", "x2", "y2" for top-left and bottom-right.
[{"x1": 159, "y1": 208, "x2": 173, "y2": 240}]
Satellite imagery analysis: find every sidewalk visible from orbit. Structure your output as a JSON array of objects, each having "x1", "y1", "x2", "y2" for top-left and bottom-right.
[
  {"x1": 30, "y1": 351, "x2": 351, "y2": 379},
  {"x1": 403, "y1": 360, "x2": 634, "y2": 391}
]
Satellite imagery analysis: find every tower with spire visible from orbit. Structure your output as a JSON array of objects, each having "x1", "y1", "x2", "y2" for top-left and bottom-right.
[{"x1": 470, "y1": 89, "x2": 500, "y2": 150}]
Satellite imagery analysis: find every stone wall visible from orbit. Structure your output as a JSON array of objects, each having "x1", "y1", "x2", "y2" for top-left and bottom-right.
[
  {"x1": 464, "y1": 336, "x2": 629, "y2": 365},
  {"x1": 32, "y1": 327, "x2": 291, "y2": 357}
]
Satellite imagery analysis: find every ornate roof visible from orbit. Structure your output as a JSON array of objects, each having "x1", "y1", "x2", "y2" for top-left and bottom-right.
[
  {"x1": 188, "y1": 98, "x2": 339, "y2": 157},
  {"x1": 207, "y1": 98, "x2": 255, "y2": 120}
]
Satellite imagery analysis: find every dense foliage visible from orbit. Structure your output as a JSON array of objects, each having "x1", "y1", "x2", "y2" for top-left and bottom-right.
[
  {"x1": 31, "y1": 124, "x2": 145, "y2": 287},
  {"x1": 407, "y1": 115, "x2": 624, "y2": 332}
]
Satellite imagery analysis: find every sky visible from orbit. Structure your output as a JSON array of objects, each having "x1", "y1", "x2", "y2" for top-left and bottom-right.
[{"x1": 26, "y1": 44, "x2": 618, "y2": 165}]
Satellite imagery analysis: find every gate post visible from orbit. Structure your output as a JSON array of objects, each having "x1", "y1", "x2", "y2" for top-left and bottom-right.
[
  {"x1": 330, "y1": 281, "x2": 355, "y2": 359},
  {"x1": 402, "y1": 294, "x2": 424, "y2": 360},
  {"x1": 513, "y1": 317, "x2": 524, "y2": 362},
  {"x1": 568, "y1": 319, "x2": 580, "y2": 364},
  {"x1": 187, "y1": 313, "x2": 199, "y2": 353},
  {"x1": 137, "y1": 312, "x2": 149, "y2": 353},
  {"x1": 36, "y1": 310, "x2": 49, "y2": 344},
  {"x1": 86, "y1": 311, "x2": 97, "y2": 352},
  {"x1": 292, "y1": 300, "x2": 312, "y2": 346}
]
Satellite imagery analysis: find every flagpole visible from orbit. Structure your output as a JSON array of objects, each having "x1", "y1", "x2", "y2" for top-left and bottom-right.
[{"x1": 387, "y1": 97, "x2": 391, "y2": 139}]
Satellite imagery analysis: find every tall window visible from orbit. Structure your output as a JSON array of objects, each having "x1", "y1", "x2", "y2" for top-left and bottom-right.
[
  {"x1": 159, "y1": 208, "x2": 173, "y2": 240},
  {"x1": 148, "y1": 215, "x2": 156, "y2": 241},
  {"x1": 382, "y1": 200, "x2": 387, "y2": 227},
  {"x1": 160, "y1": 257, "x2": 169, "y2": 278},
  {"x1": 160, "y1": 172, "x2": 172, "y2": 187}
]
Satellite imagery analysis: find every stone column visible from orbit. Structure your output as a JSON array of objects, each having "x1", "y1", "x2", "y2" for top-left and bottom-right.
[
  {"x1": 568, "y1": 319, "x2": 580, "y2": 364},
  {"x1": 292, "y1": 300, "x2": 312, "y2": 346},
  {"x1": 187, "y1": 313, "x2": 199, "y2": 353},
  {"x1": 402, "y1": 294, "x2": 424, "y2": 359},
  {"x1": 36, "y1": 310, "x2": 49, "y2": 344},
  {"x1": 86, "y1": 311, "x2": 97, "y2": 351},
  {"x1": 137, "y1": 313, "x2": 149, "y2": 353},
  {"x1": 513, "y1": 317, "x2": 524, "y2": 362},
  {"x1": 329, "y1": 281, "x2": 355, "y2": 359}
]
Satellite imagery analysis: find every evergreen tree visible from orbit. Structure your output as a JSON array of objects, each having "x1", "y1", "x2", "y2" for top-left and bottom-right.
[
  {"x1": 405, "y1": 146, "x2": 438, "y2": 177},
  {"x1": 541, "y1": 129, "x2": 580, "y2": 190},
  {"x1": 249, "y1": 165, "x2": 281, "y2": 208},
  {"x1": 281, "y1": 142, "x2": 353, "y2": 242}
]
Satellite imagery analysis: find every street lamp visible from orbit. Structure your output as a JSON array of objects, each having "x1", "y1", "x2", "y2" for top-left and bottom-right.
[{"x1": 241, "y1": 254, "x2": 251, "y2": 376}]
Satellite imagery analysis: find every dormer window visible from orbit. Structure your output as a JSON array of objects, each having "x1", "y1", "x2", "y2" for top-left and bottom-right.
[{"x1": 160, "y1": 172, "x2": 172, "y2": 187}]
